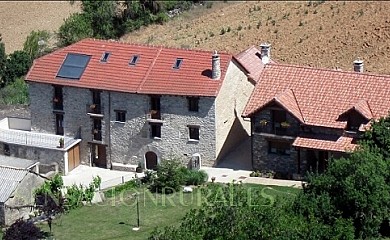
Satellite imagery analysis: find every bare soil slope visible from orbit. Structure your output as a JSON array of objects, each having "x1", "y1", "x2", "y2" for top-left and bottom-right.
[
  {"x1": 0, "y1": 1, "x2": 80, "y2": 54},
  {"x1": 123, "y1": 1, "x2": 390, "y2": 74}
]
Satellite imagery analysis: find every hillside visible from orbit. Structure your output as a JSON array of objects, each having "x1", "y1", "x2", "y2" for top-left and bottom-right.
[
  {"x1": 122, "y1": 1, "x2": 390, "y2": 74},
  {"x1": 0, "y1": 1, "x2": 80, "y2": 54}
]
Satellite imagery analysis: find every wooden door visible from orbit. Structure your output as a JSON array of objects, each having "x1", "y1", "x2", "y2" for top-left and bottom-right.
[{"x1": 68, "y1": 144, "x2": 81, "y2": 172}]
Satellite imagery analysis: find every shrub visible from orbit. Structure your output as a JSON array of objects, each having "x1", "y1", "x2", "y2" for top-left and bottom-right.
[
  {"x1": 149, "y1": 158, "x2": 185, "y2": 194},
  {"x1": 0, "y1": 38, "x2": 6, "y2": 83},
  {"x1": 23, "y1": 30, "x2": 51, "y2": 60},
  {"x1": 141, "y1": 169, "x2": 157, "y2": 185},
  {"x1": 2, "y1": 50, "x2": 32, "y2": 87},
  {"x1": 0, "y1": 77, "x2": 29, "y2": 105},
  {"x1": 3, "y1": 218, "x2": 47, "y2": 240},
  {"x1": 183, "y1": 169, "x2": 208, "y2": 186},
  {"x1": 57, "y1": 13, "x2": 93, "y2": 47}
]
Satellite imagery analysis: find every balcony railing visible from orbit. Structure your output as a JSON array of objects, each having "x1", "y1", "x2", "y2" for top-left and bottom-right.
[
  {"x1": 254, "y1": 125, "x2": 295, "y2": 137},
  {"x1": 86, "y1": 104, "x2": 103, "y2": 115}
]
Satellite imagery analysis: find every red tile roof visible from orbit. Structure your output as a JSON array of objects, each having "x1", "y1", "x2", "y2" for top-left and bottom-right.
[
  {"x1": 292, "y1": 135, "x2": 357, "y2": 153},
  {"x1": 243, "y1": 63, "x2": 390, "y2": 128},
  {"x1": 234, "y1": 45, "x2": 275, "y2": 82},
  {"x1": 26, "y1": 39, "x2": 232, "y2": 97}
]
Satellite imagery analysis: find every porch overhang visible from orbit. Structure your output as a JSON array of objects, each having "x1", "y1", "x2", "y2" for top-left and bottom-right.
[{"x1": 292, "y1": 135, "x2": 358, "y2": 153}]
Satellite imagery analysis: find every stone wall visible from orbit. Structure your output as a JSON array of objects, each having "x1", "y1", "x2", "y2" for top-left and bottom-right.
[
  {"x1": 252, "y1": 133, "x2": 298, "y2": 174},
  {"x1": 215, "y1": 61, "x2": 254, "y2": 161},
  {"x1": 4, "y1": 173, "x2": 45, "y2": 226},
  {"x1": 110, "y1": 92, "x2": 216, "y2": 167},
  {"x1": 0, "y1": 203, "x2": 4, "y2": 226},
  {"x1": 29, "y1": 83, "x2": 111, "y2": 166},
  {"x1": 252, "y1": 107, "x2": 301, "y2": 174},
  {"x1": 29, "y1": 82, "x2": 55, "y2": 134},
  {"x1": 0, "y1": 142, "x2": 64, "y2": 173}
]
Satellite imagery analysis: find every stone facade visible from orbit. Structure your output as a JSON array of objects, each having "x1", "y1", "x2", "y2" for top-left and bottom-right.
[
  {"x1": 29, "y1": 84, "x2": 218, "y2": 169},
  {"x1": 252, "y1": 133, "x2": 298, "y2": 174},
  {"x1": 251, "y1": 106, "x2": 355, "y2": 176},
  {"x1": 110, "y1": 93, "x2": 216, "y2": 167},
  {"x1": 28, "y1": 60, "x2": 253, "y2": 170},
  {"x1": 252, "y1": 107, "x2": 301, "y2": 174}
]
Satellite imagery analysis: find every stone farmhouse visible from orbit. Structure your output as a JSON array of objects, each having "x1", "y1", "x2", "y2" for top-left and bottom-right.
[
  {"x1": 23, "y1": 38, "x2": 268, "y2": 172},
  {"x1": 243, "y1": 59, "x2": 390, "y2": 179}
]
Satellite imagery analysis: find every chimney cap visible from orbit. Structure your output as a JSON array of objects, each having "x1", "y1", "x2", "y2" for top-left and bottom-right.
[
  {"x1": 353, "y1": 58, "x2": 364, "y2": 64},
  {"x1": 213, "y1": 50, "x2": 219, "y2": 56},
  {"x1": 260, "y1": 43, "x2": 271, "y2": 48}
]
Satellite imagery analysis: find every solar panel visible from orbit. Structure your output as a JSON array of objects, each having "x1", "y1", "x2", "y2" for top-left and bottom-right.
[{"x1": 57, "y1": 53, "x2": 91, "y2": 80}]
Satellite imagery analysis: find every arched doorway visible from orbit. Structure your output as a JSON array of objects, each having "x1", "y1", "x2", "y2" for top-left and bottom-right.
[{"x1": 145, "y1": 151, "x2": 158, "y2": 170}]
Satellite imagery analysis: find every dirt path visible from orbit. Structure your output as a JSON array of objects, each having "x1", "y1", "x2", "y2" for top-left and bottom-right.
[{"x1": 0, "y1": 1, "x2": 80, "y2": 54}]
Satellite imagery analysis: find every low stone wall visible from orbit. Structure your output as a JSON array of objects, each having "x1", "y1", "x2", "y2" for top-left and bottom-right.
[{"x1": 2, "y1": 143, "x2": 64, "y2": 173}]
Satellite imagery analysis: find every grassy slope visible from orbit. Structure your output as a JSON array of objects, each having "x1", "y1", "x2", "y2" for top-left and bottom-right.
[
  {"x1": 39, "y1": 185, "x2": 300, "y2": 240},
  {"x1": 123, "y1": 1, "x2": 390, "y2": 74}
]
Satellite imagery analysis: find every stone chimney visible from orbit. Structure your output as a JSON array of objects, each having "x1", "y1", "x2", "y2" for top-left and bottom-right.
[
  {"x1": 212, "y1": 50, "x2": 221, "y2": 80},
  {"x1": 353, "y1": 59, "x2": 364, "y2": 73},
  {"x1": 260, "y1": 43, "x2": 271, "y2": 64}
]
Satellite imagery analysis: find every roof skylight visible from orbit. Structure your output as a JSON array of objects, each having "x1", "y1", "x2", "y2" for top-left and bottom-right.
[
  {"x1": 173, "y1": 58, "x2": 183, "y2": 69},
  {"x1": 57, "y1": 53, "x2": 91, "y2": 80},
  {"x1": 100, "y1": 52, "x2": 110, "y2": 62},
  {"x1": 129, "y1": 55, "x2": 139, "y2": 65}
]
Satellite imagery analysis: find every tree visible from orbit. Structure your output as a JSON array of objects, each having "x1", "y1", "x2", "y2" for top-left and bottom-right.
[
  {"x1": 23, "y1": 30, "x2": 51, "y2": 60},
  {"x1": 57, "y1": 13, "x2": 93, "y2": 47},
  {"x1": 295, "y1": 147, "x2": 390, "y2": 239},
  {"x1": 149, "y1": 183, "x2": 354, "y2": 240},
  {"x1": 3, "y1": 218, "x2": 47, "y2": 240},
  {"x1": 80, "y1": 0, "x2": 117, "y2": 39},
  {"x1": 0, "y1": 35, "x2": 6, "y2": 86},
  {"x1": 362, "y1": 116, "x2": 390, "y2": 160},
  {"x1": 2, "y1": 50, "x2": 32, "y2": 87}
]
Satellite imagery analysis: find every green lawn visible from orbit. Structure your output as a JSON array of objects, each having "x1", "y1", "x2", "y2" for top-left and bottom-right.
[{"x1": 38, "y1": 184, "x2": 300, "y2": 240}]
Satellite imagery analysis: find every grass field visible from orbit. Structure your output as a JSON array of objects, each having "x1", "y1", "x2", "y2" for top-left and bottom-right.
[{"x1": 38, "y1": 184, "x2": 300, "y2": 240}]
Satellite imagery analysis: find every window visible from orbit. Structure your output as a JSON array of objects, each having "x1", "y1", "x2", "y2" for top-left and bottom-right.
[
  {"x1": 115, "y1": 110, "x2": 126, "y2": 122},
  {"x1": 150, "y1": 96, "x2": 161, "y2": 119},
  {"x1": 187, "y1": 97, "x2": 199, "y2": 112},
  {"x1": 53, "y1": 85, "x2": 63, "y2": 110},
  {"x1": 272, "y1": 110, "x2": 286, "y2": 127},
  {"x1": 57, "y1": 53, "x2": 91, "y2": 79},
  {"x1": 55, "y1": 114, "x2": 64, "y2": 135},
  {"x1": 268, "y1": 141, "x2": 291, "y2": 155},
  {"x1": 129, "y1": 55, "x2": 139, "y2": 65},
  {"x1": 173, "y1": 58, "x2": 183, "y2": 69},
  {"x1": 100, "y1": 52, "x2": 110, "y2": 62},
  {"x1": 3, "y1": 144, "x2": 10, "y2": 156},
  {"x1": 150, "y1": 123, "x2": 161, "y2": 138},
  {"x1": 346, "y1": 111, "x2": 369, "y2": 131},
  {"x1": 188, "y1": 126, "x2": 200, "y2": 140}
]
